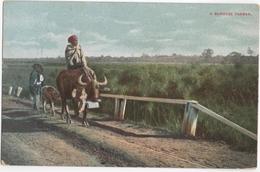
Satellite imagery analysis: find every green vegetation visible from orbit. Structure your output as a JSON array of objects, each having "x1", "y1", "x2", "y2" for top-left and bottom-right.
[{"x1": 2, "y1": 59, "x2": 258, "y2": 151}]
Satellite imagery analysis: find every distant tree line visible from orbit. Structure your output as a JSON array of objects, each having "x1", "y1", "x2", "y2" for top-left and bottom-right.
[{"x1": 3, "y1": 47, "x2": 258, "y2": 65}]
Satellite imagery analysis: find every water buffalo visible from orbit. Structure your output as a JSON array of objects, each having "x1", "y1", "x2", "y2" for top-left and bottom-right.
[
  {"x1": 41, "y1": 85, "x2": 60, "y2": 116},
  {"x1": 56, "y1": 67, "x2": 107, "y2": 126}
]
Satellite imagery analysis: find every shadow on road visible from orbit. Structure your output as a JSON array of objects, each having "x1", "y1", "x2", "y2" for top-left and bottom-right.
[
  {"x1": 2, "y1": 111, "x2": 50, "y2": 133},
  {"x1": 12, "y1": 99, "x2": 32, "y2": 107},
  {"x1": 70, "y1": 115, "x2": 183, "y2": 139},
  {"x1": 3, "y1": 110, "x2": 34, "y2": 118},
  {"x1": 89, "y1": 120, "x2": 184, "y2": 139},
  {"x1": 2, "y1": 98, "x2": 183, "y2": 139}
]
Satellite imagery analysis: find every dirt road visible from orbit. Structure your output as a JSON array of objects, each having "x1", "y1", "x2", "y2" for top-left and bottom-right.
[{"x1": 1, "y1": 97, "x2": 257, "y2": 167}]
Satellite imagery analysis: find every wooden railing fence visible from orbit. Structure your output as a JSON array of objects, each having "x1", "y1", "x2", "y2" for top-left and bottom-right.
[{"x1": 100, "y1": 93, "x2": 257, "y2": 141}]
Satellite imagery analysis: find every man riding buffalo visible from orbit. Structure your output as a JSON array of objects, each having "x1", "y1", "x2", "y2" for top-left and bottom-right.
[{"x1": 56, "y1": 35, "x2": 108, "y2": 126}]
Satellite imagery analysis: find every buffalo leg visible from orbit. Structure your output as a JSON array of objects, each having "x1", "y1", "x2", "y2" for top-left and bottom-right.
[
  {"x1": 60, "y1": 99, "x2": 66, "y2": 120},
  {"x1": 51, "y1": 102, "x2": 55, "y2": 116},
  {"x1": 82, "y1": 108, "x2": 89, "y2": 127},
  {"x1": 66, "y1": 113, "x2": 72, "y2": 125},
  {"x1": 43, "y1": 100, "x2": 47, "y2": 113},
  {"x1": 72, "y1": 99, "x2": 79, "y2": 117},
  {"x1": 41, "y1": 99, "x2": 47, "y2": 117},
  {"x1": 65, "y1": 104, "x2": 72, "y2": 125}
]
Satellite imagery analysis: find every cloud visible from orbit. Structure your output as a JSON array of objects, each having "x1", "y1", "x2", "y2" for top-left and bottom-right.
[
  {"x1": 231, "y1": 25, "x2": 258, "y2": 38},
  {"x1": 83, "y1": 32, "x2": 118, "y2": 44},
  {"x1": 163, "y1": 12, "x2": 176, "y2": 17},
  {"x1": 207, "y1": 34, "x2": 235, "y2": 42},
  {"x1": 182, "y1": 19, "x2": 195, "y2": 25},
  {"x1": 113, "y1": 19, "x2": 138, "y2": 25},
  {"x1": 212, "y1": 15, "x2": 258, "y2": 39},
  {"x1": 40, "y1": 32, "x2": 64, "y2": 43},
  {"x1": 232, "y1": 19, "x2": 251, "y2": 26},
  {"x1": 3, "y1": 45, "x2": 62, "y2": 58},
  {"x1": 83, "y1": 42, "x2": 134, "y2": 57},
  {"x1": 128, "y1": 28, "x2": 142, "y2": 35},
  {"x1": 85, "y1": 14, "x2": 138, "y2": 26},
  {"x1": 156, "y1": 38, "x2": 173, "y2": 43},
  {"x1": 4, "y1": 30, "x2": 81, "y2": 58},
  {"x1": 82, "y1": 31, "x2": 120, "y2": 56},
  {"x1": 37, "y1": 28, "x2": 81, "y2": 48},
  {"x1": 37, "y1": 32, "x2": 67, "y2": 49},
  {"x1": 5, "y1": 40, "x2": 40, "y2": 47}
]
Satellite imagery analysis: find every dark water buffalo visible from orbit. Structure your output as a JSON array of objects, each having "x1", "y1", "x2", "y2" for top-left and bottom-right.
[{"x1": 56, "y1": 67, "x2": 107, "y2": 126}]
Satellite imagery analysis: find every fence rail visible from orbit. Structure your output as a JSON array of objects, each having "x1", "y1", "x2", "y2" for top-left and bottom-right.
[
  {"x1": 100, "y1": 93, "x2": 197, "y2": 104},
  {"x1": 192, "y1": 103, "x2": 257, "y2": 140},
  {"x1": 100, "y1": 93, "x2": 257, "y2": 141}
]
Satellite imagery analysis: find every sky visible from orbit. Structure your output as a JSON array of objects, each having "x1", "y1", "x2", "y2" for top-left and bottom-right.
[{"x1": 3, "y1": 1, "x2": 259, "y2": 58}]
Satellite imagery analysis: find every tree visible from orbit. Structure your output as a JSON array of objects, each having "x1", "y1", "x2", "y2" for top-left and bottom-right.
[
  {"x1": 227, "y1": 51, "x2": 242, "y2": 57},
  {"x1": 201, "y1": 48, "x2": 214, "y2": 58},
  {"x1": 141, "y1": 53, "x2": 150, "y2": 58},
  {"x1": 227, "y1": 51, "x2": 243, "y2": 65},
  {"x1": 247, "y1": 47, "x2": 254, "y2": 56}
]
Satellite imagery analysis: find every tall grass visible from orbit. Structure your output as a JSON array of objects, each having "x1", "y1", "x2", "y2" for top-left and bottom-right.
[
  {"x1": 91, "y1": 63, "x2": 258, "y2": 151},
  {"x1": 2, "y1": 61, "x2": 258, "y2": 151}
]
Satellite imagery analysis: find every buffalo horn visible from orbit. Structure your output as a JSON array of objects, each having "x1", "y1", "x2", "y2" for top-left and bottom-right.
[
  {"x1": 96, "y1": 76, "x2": 108, "y2": 86},
  {"x1": 78, "y1": 74, "x2": 87, "y2": 86}
]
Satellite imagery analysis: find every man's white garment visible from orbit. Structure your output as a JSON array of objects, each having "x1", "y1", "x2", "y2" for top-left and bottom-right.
[{"x1": 65, "y1": 44, "x2": 87, "y2": 67}]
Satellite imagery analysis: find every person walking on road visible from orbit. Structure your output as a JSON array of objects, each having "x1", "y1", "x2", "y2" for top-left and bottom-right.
[{"x1": 29, "y1": 64, "x2": 45, "y2": 111}]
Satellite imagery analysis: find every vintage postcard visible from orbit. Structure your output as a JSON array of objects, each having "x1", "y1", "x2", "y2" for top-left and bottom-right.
[{"x1": 1, "y1": 0, "x2": 259, "y2": 169}]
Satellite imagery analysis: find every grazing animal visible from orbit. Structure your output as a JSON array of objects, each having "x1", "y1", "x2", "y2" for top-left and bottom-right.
[
  {"x1": 56, "y1": 67, "x2": 107, "y2": 126},
  {"x1": 41, "y1": 85, "x2": 60, "y2": 116}
]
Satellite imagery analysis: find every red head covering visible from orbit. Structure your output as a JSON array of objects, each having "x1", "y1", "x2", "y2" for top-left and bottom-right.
[{"x1": 68, "y1": 35, "x2": 78, "y2": 43}]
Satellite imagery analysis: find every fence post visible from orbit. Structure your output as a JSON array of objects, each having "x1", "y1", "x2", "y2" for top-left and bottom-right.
[
  {"x1": 114, "y1": 98, "x2": 120, "y2": 120},
  {"x1": 182, "y1": 103, "x2": 189, "y2": 134},
  {"x1": 16, "y1": 86, "x2": 23, "y2": 97},
  {"x1": 8, "y1": 86, "x2": 13, "y2": 96},
  {"x1": 182, "y1": 102, "x2": 199, "y2": 136},
  {"x1": 119, "y1": 99, "x2": 127, "y2": 120}
]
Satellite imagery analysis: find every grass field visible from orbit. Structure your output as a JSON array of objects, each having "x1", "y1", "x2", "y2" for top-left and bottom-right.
[{"x1": 2, "y1": 59, "x2": 258, "y2": 151}]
